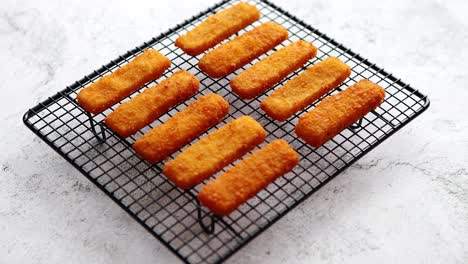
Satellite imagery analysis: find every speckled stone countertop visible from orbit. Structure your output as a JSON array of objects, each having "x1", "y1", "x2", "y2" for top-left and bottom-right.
[{"x1": 1, "y1": 0, "x2": 467, "y2": 263}]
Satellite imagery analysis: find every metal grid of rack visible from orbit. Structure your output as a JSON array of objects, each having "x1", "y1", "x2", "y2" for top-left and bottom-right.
[{"x1": 23, "y1": 0, "x2": 430, "y2": 263}]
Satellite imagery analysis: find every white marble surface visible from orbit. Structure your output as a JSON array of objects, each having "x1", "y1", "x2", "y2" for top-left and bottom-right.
[{"x1": 1, "y1": 0, "x2": 467, "y2": 263}]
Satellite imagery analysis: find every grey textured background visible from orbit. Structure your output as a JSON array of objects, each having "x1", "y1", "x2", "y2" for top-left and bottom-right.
[{"x1": 1, "y1": 0, "x2": 467, "y2": 263}]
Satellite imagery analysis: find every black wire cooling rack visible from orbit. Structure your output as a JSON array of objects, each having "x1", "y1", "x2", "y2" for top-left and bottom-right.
[{"x1": 23, "y1": 0, "x2": 430, "y2": 263}]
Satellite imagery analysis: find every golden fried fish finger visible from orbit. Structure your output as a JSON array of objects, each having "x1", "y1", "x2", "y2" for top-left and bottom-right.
[
  {"x1": 77, "y1": 49, "x2": 171, "y2": 114},
  {"x1": 163, "y1": 116, "x2": 266, "y2": 189},
  {"x1": 295, "y1": 79, "x2": 385, "y2": 148},
  {"x1": 104, "y1": 70, "x2": 199, "y2": 138},
  {"x1": 175, "y1": 2, "x2": 260, "y2": 56},
  {"x1": 198, "y1": 139, "x2": 299, "y2": 216},
  {"x1": 199, "y1": 22, "x2": 288, "y2": 78},
  {"x1": 133, "y1": 94, "x2": 229, "y2": 163},
  {"x1": 261, "y1": 57, "x2": 351, "y2": 121},
  {"x1": 231, "y1": 40, "x2": 317, "y2": 99}
]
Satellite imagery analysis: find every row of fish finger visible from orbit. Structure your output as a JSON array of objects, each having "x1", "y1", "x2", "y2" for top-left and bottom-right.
[{"x1": 177, "y1": 2, "x2": 386, "y2": 146}]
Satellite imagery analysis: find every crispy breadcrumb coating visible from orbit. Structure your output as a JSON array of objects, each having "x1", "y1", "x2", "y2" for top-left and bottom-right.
[
  {"x1": 199, "y1": 22, "x2": 288, "y2": 78},
  {"x1": 104, "y1": 70, "x2": 199, "y2": 138},
  {"x1": 163, "y1": 116, "x2": 266, "y2": 189},
  {"x1": 231, "y1": 40, "x2": 317, "y2": 99},
  {"x1": 295, "y1": 79, "x2": 385, "y2": 147},
  {"x1": 261, "y1": 57, "x2": 351, "y2": 121},
  {"x1": 175, "y1": 2, "x2": 260, "y2": 56},
  {"x1": 133, "y1": 94, "x2": 229, "y2": 163},
  {"x1": 198, "y1": 139, "x2": 299, "y2": 216},
  {"x1": 77, "y1": 49, "x2": 170, "y2": 114}
]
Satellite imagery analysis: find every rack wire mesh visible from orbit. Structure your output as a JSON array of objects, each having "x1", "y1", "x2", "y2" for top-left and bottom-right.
[{"x1": 22, "y1": 0, "x2": 430, "y2": 263}]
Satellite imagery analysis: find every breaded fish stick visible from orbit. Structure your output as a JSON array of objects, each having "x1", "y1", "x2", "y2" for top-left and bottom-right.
[
  {"x1": 163, "y1": 116, "x2": 266, "y2": 189},
  {"x1": 198, "y1": 139, "x2": 299, "y2": 216},
  {"x1": 175, "y1": 2, "x2": 260, "y2": 56},
  {"x1": 261, "y1": 57, "x2": 351, "y2": 121},
  {"x1": 296, "y1": 79, "x2": 385, "y2": 148},
  {"x1": 133, "y1": 94, "x2": 229, "y2": 163},
  {"x1": 77, "y1": 49, "x2": 170, "y2": 114},
  {"x1": 199, "y1": 22, "x2": 288, "y2": 78},
  {"x1": 104, "y1": 70, "x2": 199, "y2": 138},
  {"x1": 231, "y1": 40, "x2": 317, "y2": 99}
]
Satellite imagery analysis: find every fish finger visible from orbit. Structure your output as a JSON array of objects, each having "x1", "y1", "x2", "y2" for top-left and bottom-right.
[
  {"x1": 175, "y1": 2, "x2": 260, "y2": 56},
  {"x1": 198, "y1": 139, "x2": 299, "y2": 216},
  {"x1": 261, "y1": 57, "x2": 351, "y2": 121},
  {"x1": 133, "y1": 94, "x2": 229, "y2": 163},
  {"x1": 199, "y1": 22, "x2": 288, "y2": 78},
  {"x1": 104, "y1": 70, "x2": 199, "y2": 138},
  {"x1": 231, "y1": 40, "x2": 317, "y2": 99},
  {"x1": 295, "y1": 79, "x2": 385, "y2": 147},
  {"x1": 77, "y1": 49, "x2": 170, "y2": 114},
  {"x1": 163, "y1": 116, "x2": 266, "y2": 189}
]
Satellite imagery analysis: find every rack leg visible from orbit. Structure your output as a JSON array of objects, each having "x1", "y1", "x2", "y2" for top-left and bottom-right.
[
  {"x1": 196, "y1": 199, "x2": 215, "y2": 234},
  {"x1": 86, "y1": 112, "x2": 107, "y2": 142},
  {"x1": 371, "y1": 110, "x2": 396, "y2": 128},
  {"x1": 349, "y1": 118, "x2": 363, "y2": 130}
]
